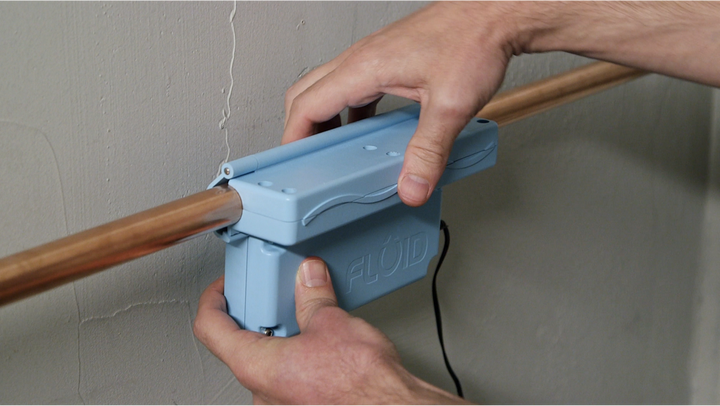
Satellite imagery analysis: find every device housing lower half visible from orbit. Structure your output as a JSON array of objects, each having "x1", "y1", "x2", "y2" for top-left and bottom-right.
[{"x1": 224, "y1": 192, "x2": 442, "y2": 337}]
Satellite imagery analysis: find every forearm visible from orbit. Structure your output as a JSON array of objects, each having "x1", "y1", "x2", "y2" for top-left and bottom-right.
[
  {"x1": 511, "y1": 1, "x2": 720, "y2": 86},
  {"x1": 283, "y1": 1, "x2": 719, "y2": 209},
  {"x1": 385, "y1": 364, "x2": 469, "y2": 404}
]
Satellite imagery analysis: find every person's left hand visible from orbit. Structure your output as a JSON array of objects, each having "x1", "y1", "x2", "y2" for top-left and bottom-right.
[{"x1": 194, "y1": 257, "x2": 467, "y2": 404}]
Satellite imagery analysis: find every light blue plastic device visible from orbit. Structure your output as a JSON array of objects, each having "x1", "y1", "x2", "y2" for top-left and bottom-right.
[{"x1": 208, "y1": 104, "x2": 497, "y2": 337}]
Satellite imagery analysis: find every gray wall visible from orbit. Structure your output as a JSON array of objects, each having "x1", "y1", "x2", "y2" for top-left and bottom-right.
[
  {"x1": 0, "y1": 2, "x2": 714, "y2": 404},
  {"x1": 689, "y1": 88, "x2": 720, "y2": 404}
]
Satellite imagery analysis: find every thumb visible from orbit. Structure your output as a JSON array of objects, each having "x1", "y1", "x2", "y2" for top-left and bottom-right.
[
  {"x1": 398, "y1": 98, "x2": 474, "y2": 207},
  {"x1": 295, "y1": 257, "x2": 339, "y2": 332}
]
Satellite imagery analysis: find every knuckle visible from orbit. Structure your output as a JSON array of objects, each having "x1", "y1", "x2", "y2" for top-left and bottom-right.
[
  {"x1": 407, "y1": 138, "x2": 449, "y2": 168},
  {"x1": 431, "y1": 94, "x2": 473, "y2": 121},
  {"x1": 302, "y1": 304, "x2": 343, "y2": 330},
  {"x1": 346, "y1": 49, "x2": 381, "y2": 71},
  {"x1": 298, "y1": 297, "x2": 339, "y2": 320},
  {"x1": 341, "y1": 49, "x2": 385, "y2": 87},
  {"x1": 192, "y1": 317, "x2": 206, "y2": 342},
  {"x1": 284, "y1": 84, "x2": 302, "y2": 107},
  {"x1": 290, "y1": 89, "x2": 312, "y2": 110}
]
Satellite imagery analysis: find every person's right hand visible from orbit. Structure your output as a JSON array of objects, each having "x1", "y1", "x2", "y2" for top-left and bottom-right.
[{"x1": 283, "y1": 2, "x2": 516, "y2": 207}]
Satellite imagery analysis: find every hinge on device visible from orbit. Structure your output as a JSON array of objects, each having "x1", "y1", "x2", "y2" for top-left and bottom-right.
[
  {"x1": 215, "y1": 227, "x2": 247, "y2": 243},
  {"x1": 208, "y1": 156, "x2": 259, "y2": 189}
]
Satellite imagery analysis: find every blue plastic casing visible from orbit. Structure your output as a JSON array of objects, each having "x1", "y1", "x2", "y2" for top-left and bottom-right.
[{"x1": 210, "y1": 104, "x2": 497, "y2": 337}]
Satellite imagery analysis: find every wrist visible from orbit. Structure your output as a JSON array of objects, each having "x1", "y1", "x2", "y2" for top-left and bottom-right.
[
  {"x1": 509, "y1": 2, "x2": 719, "y2": 58},
  {"x1": 365, "y1": 358, "x2": 467, "y2": 404},
  {"x1": 435, "y1": 1, "x2": 563, "y2": 60},
  {"x1": 503, "y1": 1, "x2": 585, "y2": 56},
  {"x1": 409, "y1": 377, "x2": 470, "y2": 405},
  {"x1": 503, "y1": 2, "x2": 648, "y2": 57}
]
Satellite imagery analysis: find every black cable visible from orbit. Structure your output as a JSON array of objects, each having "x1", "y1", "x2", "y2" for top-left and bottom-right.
[{"x1": 432, "y1": 220, "x2": 464, "y2": 398}]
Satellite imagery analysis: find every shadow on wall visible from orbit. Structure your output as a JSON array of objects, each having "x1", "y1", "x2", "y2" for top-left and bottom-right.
[
  {"x1": 501, "y1": 54, "x2": 710, "y2": 191},
  {"x1": 355, "y1": 66, "x2": 711, "y2": 403}
]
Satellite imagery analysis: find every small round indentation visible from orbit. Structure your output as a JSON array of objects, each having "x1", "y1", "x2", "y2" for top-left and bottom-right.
[
  {"x1": 258, "y1": 181, "x2": 273, "y2": 187},
  {"x1": 282, "y1": 188, "x2": 297, "y2": 194},
  {"x1": 386, "y1": 151, "x2": 400, "y2": 156},
  {"x1": 477, "y1": 119, "x2": 490, "y2": 124},
  {"x1": 363, "y1": 145, "x2": 377, "y2": 151}
]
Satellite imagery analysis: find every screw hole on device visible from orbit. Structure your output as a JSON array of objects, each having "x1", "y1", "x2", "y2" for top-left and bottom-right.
[
  {"x1": 477, "y1": 119, "x2": 489, "y2": 124},
  {"x1": 258, "y1": 181, "x2": 273, "y2": 187},
  {"x1": 386, "y1": 151, "x2": 400, "y2": 156},
  {"x1": 363, "y1": 145, "x2": 377, "y2": 151},
  {"x1": 282, "y1": 188, "x2": 297, "y2": 194}
]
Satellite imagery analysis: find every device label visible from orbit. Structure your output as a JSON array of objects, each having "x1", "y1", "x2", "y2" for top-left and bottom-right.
[{"x1": 345, "y1": 232, "x2": 428, "y2": 293}]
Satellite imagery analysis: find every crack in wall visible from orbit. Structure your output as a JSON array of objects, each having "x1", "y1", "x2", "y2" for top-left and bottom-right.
[
  {"x1": 0, "y1": 119, "x2": 80, "y2": 402},
  {"x1": 73, "y1": 283, "x2": 86, "y2": 405},
  {"x1": 216, "y1": 0, "x2": 237, "y2": 178},
  {"x1": 187, "y1": 300, "x2": 207, "y2": 403},
  {"x1": 209, "y1": 375, "x2": 239, "y2": 404},
  {"x1": 78, "y1": 299, "x2": 189, "y2": 324}
]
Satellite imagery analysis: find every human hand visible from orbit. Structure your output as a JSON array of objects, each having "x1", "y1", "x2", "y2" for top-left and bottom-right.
[
  {"x1": 194, "y1": 257, "x2": 467, "y2": 404},
  {"x1": 283, "y1": 2, "x2": 515, "y2": 207}
]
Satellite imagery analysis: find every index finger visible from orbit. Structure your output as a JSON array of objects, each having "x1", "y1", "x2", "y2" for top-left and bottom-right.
[
  {"x1": 282, "y1": 67, "x2": 384, "y2": 145},
  {"x1": 283, "y1": 38, "x2": 371, "y2": 129}
]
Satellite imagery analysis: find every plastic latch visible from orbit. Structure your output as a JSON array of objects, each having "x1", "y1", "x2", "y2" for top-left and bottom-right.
[
  {"x1": 446, "y1": 145, "x2": 496, "y2": 170},
  {"x1": 301, "y1": 184, "x2": 398, "y2": 226}
]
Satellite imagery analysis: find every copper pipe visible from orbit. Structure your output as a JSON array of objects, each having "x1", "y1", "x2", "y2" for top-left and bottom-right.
[
  {"x1": 0, "y1": 61, "x2": 646, "y2": 307},
  {"x1": 479, "y1": 61, "x2": 647, "y2": 126},
  {"x1": 0, "y1": 185, "x2": 242, "y2": 306}
]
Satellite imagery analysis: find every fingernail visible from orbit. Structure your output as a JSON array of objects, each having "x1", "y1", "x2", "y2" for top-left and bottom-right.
[
  {"x1": 300, "y1": 260, "x2": 328, "y2": 288},
  {"x1": 399, "y1": 174, "x2": 430, "y2": 204}
]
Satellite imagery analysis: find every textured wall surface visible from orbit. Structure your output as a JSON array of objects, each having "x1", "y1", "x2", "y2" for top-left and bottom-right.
[
  {"x1": 0, "y1": 2, "x2": 714, "y2": 404},
  {"x1": 689, "y1": 89, "x2": 720, "y2": 404}
]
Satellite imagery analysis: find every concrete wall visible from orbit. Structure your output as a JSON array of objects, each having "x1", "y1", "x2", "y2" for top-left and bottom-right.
[
  {"x1": 0, "y1": 2, "x2": 714, "y2": 404},
  {"x1": 689, "y1": 89, "x2": 720, "y2": 404}
]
